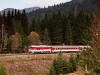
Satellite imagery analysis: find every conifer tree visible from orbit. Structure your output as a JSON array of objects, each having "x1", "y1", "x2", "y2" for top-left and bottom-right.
[
  {"x1": 48, "y1": 66, "x2": 55, "y2": 75},
  {"x1": 0, "y1": 14, "x2": 2, "y2": 44},
  {"x1": 81, "y1": 15, "x2": 91, "y2": 44},
  {"x1": 31, "y1": 18, "x2": 41, "y2": 33},
  {"x1": 48, "y1": 12, "x2": 56, "y2": 45},
  {"x1": 74, "y1": 10, "x2": 86, "y2": 45},
  {"x1": 35, "y1": 19, "x2": 41, "y2": 34},
  {"x1": 55, "y1": 11, "x2": 63, "y2": 45},
  {"x1": 50, "y1": 11, "x2": 63, "y2": 45},
  {"x1": 14, "y1": 9, "x2": 17, "y2": 19},
  {"x1": 0, "y1": 13, "x2": 2, "y2": 26},
  {"x1": 43, "y1": 28, "x2": 51, "y2": 45},
  {"x1": 2, "y1": 11, "x2": 6, "y2": 25},
  {"x1": 6, "y1": 10, "x2": 14, "y2": 35},
  {"x1": 21, "y1": 10, "x2": 29, "y2": 36},
  {"x1": 65, "y1": 19, "x2": 73, "y2": 45},
  {"x1": 53, "y1": 52, "x2": 70, "y2": 75},
  {"x1": 3, "y1": 11, "x2": 6, "y2": 19},
  {"x1": 40, "y1": 14, "x2": 49, "y2": 37},
  {"x1": 5, "y1": 39, "x2": 12, "y2": 53},
  {"x1": 13, "y1": 10, "x2": 24, "y2": 35},
  {"x1": 31, "y1": 18, "x2": 35, "y2": 32},
  {"x1": 69, "y1": 54, "x2": 77, "y2": 72},
  {"x1": 62, "y1": 15, "x2": 67, "y2": 44},
  {"x1": 16, "y1": 10, "x2": 21, "y2": 20},
  {"x1": 11, "y1": 10, "x2": 14, "y2": 18},
  {"x1": 78, "y1": 10, "x2": 100, "y2": 73}
]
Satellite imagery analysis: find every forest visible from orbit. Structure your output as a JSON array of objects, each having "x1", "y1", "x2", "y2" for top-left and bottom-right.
[
  {"x1": 0, "y1": 9, "x2": 92, "y2": 53},
  {"x1": 0, "y1": 0, "x2": 100, "y2": 53}
]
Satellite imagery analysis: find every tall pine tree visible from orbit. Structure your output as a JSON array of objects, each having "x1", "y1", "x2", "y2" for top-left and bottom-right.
[
  {"x1": 65, "y1": 19, "x2": 73, "y2": 45},
  {"x1": 43, "y1": 28, "x2": 51, "y2": 45},
  {"x1": 21, "y1": 10, "x2": 29, "y2": 36}
]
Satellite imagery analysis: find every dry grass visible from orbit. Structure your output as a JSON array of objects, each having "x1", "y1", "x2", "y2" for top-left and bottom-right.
[{"x1": 0, "y1": 53, "x2": 84, "y2": 75}]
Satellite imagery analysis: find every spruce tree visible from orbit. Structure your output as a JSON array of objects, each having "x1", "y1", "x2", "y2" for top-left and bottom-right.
[
  {"x1": 2, "y1": 11, "x2": 6, "y2": 26},
  {"x1": 21, "y1": 10, "x2": 29, "y2": 36},
  {"x1": 0, "y1": 13, "x2": 2, "y2": 27},
  {"x1": 15, "y1": 11, "x2": 25, "y2": 35},
  {"x1": 43, "y1": 28, "x2": 51, "y2": 45},
  {"x1": 62, "y1": 15, "x2": 67, "y2": 44},
  {"x1": 74, "y1": 10, "x2": 86, "y2": 45},
  {"x1": 49, "y1": 12, "x2": 57, "y2": 45},
  {"x1": 53, "y1": 52, "x2": 71, "y2": 75},
  {"x1": 31, "y1": 18, "x2": 41, "y2": 33},
  {"x1": 65, "y1": 19, "x2": 73, "y2": 45},
  {"x1": 50, "y1": 11, "x2": 63, "y2": 45},
  {"x1": 3, "y1": 11, "x2": 6, "y2": 20},
  {"x1": 55, "y1": 11, "x2": 63, "y2": 45},
  {"x1": 11, "y1": 10, "x2": 14, "y2": 18},
  {"x1": 35, "y1": 19, "x2": 41, "y2": 33},
  {"x1": 79, "y1": 11, "x2": 100, "y2": 74},
  {"x1": 82, "y1": 15, "x2": 91, "y2": 44},
  {"x1": 6, "y1": 10, "x2": 14, "y2": 35},
  {"x1": 48, "y1": 66, "x2": 56, "y2": 75},
  {"x1": 0, "y1": 14, "x2": 1, "y2": 44},
  {"x1": 44, "y1": 14, "x2": 49, "y2": 29},
  {"x1": 31, "y1": 18, "x2": 35, "y2": 32},
  {"x1": 5, "y1": 39, "x2": 12, "y2": 53},
  {"x1": 69, "y1": 54, "x2": 77, "y2": 72}
]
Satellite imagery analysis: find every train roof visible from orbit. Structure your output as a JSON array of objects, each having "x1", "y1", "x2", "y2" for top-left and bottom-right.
[
  {"x1": 29, "y1": 45, "x2": 90, "y2": 48},
  {"x1": 29, "y1": 45, "x2": 51, "y2": 47}
]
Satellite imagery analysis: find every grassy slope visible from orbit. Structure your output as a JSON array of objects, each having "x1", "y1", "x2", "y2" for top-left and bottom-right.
[{"x1": 0, "y1": 53, "x2": 83, "y2": 75}]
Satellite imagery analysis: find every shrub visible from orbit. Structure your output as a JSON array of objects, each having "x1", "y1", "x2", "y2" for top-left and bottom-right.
[
  {"x1": 93, "y1": 63, "x2": 100, "y2": 75},
  {"x1": 0, "y1": 63, "x2": 7, "y2": 75},
  {"x1": 69, "y1": 54, "x2": 77, "y2": 72},
  {"x1": 48, "y1": 65, "x2": 56, "y2": 75},
  {"x1": 54, "y1": 58, "x2": 71, "y2": 75},
  {"x1": 52, "y1": 52, "x2": 76, "y2": 75},
  {"x1": 84, "y1": 71, "x2": 91, "y2": 75}
]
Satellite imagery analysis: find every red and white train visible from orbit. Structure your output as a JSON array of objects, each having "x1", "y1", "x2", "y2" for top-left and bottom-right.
[{"x1": 28, "y1": 45, "x2": 90, "y2": 53}]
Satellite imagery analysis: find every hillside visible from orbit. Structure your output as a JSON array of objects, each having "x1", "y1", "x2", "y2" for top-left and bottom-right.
[
  {"x1": 0, "y1": 53, "x2": 74, "y2": 75},
  {"x1": 0, "y1": 7, "x2": 40, "y2": 15},
  {"x1": 27, "y1": 0, "x2": 100, "y2": 18}
]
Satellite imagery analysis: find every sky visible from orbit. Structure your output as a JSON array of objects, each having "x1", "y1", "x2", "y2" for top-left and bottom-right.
[{"x1": 0, "y1": 0, "x2": 71, "y2": 11}]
